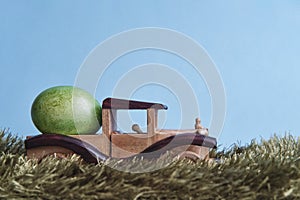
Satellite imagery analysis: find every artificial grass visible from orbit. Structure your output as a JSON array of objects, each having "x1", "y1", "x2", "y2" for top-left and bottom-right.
[{"x1": 0, "y1": 129, "x2": 300, "y2": 199}]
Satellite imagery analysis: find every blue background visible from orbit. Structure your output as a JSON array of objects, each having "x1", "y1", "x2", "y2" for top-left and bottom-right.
[{"x1": 1, "y1": 1, "x2": 299, "y2": 147}]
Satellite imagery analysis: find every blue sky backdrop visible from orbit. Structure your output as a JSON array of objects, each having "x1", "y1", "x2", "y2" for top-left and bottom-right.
[{"x1": 0, "y1": 1, "x2": 299, "y2": 147}]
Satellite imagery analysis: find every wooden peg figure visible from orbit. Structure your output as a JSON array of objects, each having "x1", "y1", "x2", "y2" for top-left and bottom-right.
[{"x1": 195, "y1": 118, "x2": 203, "y2": 130}]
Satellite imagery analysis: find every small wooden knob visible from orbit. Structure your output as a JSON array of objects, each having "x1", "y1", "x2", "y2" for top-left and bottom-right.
[
  {"x1": 132, "y1": 124, "x2": 143, "y2": 134},
  {"x1": 195, "y1": 118, "x2": 203, "y2": 129}
]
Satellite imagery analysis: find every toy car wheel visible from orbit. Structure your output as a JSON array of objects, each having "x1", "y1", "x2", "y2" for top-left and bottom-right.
[
  {"x1": 178, "y1": 151, "x2": 201, "y2": 162},
  {"x1": 38, "y1": 152, "x2": 83, "y2": 163},
  {"x1": 39, "y1": 152, "x2": 68, "y2": 162},
  {"x1": 47, "y1": 152, "x2": 69, "y2": 159}
]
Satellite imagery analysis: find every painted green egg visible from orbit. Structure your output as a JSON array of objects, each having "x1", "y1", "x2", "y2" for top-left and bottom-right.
[{"x1": 31, "y1": 86, "x2": 102, "y2": 135}]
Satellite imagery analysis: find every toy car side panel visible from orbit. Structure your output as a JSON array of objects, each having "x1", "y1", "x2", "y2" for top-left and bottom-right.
[
  {"x1": 111, "y1": 133, "x2": 175, "y2": 158},
  {"x1": 137, "y1": 133, "x2": 216, "y2": 159}
]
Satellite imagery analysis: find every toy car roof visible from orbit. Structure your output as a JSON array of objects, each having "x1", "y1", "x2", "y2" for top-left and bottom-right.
[{"x1": 102, "y1": 97, "x2": 168, "y2": 110}]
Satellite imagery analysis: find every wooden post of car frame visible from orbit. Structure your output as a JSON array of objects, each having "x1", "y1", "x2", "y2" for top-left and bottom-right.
[
  {"x1": 102, "y1": 108, "x2": 117, "y2": 157},
  {"x1": 147, "y1": 108, "x2": 158, "y2": 145}
]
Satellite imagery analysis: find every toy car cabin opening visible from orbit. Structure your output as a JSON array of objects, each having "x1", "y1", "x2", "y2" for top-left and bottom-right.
[{"x1": 25, "y1": 98, "x2": 217, "y2": 163}]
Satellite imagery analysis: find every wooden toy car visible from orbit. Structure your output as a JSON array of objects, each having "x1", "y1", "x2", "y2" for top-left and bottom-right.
[{"x1": 25, "y1": 98, "x2": 217, "y2": 163}]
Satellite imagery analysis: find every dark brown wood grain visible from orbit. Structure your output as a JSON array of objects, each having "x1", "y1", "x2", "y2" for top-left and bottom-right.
[{"x1": 102, "y1": 97, "x2": 168, "y2": 110}]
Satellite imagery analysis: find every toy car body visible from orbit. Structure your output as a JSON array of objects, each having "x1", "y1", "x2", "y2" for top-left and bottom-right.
[{"x1": 25, "y1": 98, "x2": 217, "y2": 163}]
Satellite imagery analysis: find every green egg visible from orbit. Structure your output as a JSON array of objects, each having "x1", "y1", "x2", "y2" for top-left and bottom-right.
[{"x1": 31, "y1": 86, "x2": 102, "y2": 135}]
